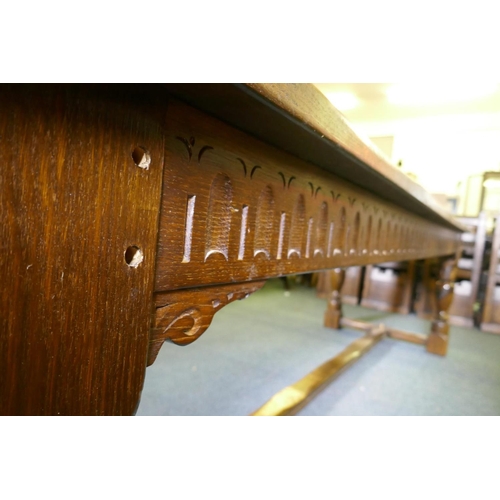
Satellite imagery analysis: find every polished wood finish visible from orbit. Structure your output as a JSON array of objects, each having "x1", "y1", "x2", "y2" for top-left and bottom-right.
[
  {"x1": 323, "y1": 258, "x2": 457, "y2": 356},
  {"x1": 0, "y1": 85, "x2": 167, "y2": 415},
  {"x1": 1, "y1": 84, "x2": 463, "y2": 415},
  {"x1": 414, "y1": 258, "x2": 438, "y2": 319},
  {"x1": 324, "y1": 269, "x2": 346, "y2": 329},
  {"x1": 343, "y1": 317, "x2": 427, "y2": 345},
  {"x1": 165, "y1": 84, "x2": 461, "y2": 231},
  {"x1": 415, "y1": 214, "x2": 487, "y2": 327},
  {"x1": 449, "y1": 213, "x2": 487, "y2": 327},
  {"x1": 316, "y1": 267, "x2": 363, "y2": 305},
  {"x1": 148, "y1": 281, "x2": 265, "y2": 364},
  {"x1": 386, "y1": 328, "x2": 427, "y2": 345},
  {"x1": 251, "y1": 325, "x2": 386, "y2": 416},
  {"x1": 155, "y1": 99, "x2": 459, "y2": 293},
  {"x1": 150, "y1": 98, "x2": 460, "y2": 361},
  {"x1": 340, "y1": 317, "x2": 376, "y2": 331},
  {"x1": 480, "y1": 214, "x2": 500, "y2": 334},
  {"x1": 426, "y1": 257, "x2": 458, "y2": 356},
  {"x1": 360, "y1": 261, "x2": 416, "y2": 314}
]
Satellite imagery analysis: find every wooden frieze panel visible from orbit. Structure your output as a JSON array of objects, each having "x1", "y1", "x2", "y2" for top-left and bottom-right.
[{"x1": 154, "y1": 100, "x2": 460, "y2": 292}]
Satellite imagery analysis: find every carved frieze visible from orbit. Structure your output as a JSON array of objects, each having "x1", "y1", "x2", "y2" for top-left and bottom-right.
[{"x1": 154, "y1": 100, "x2": 460, "y2": 292}]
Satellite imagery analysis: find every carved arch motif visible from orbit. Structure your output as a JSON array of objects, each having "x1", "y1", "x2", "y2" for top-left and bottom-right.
[
  {"x1": 288, "y1": 194, "x2": 306, "y2": 258},
  {"x1": 334, "y1": 206, "x2": 346, "y2": 256},
  {"x1": 314, "y1": 201, "x2": 329, "y2": 257},
  {"x1": 349, "y1": 211, "x2": 361, "y2": 255},
  {"x1": 254, "y1": 185, "x2": 275, "y2": 259},
  {"x1": 205, "y1": 173, "x2": 233, "y2": 261}
]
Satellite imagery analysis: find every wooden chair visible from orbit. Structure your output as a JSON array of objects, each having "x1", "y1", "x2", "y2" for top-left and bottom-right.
[
  {"x1": 480, "y1": 213, "x2": 500, "y2": 334},
  {"x1": 360, "y1": 261, "x2": 416, "y2": 315},
  {"x1": 415, "y1": 212, "x2": 488, "y2": 327}
]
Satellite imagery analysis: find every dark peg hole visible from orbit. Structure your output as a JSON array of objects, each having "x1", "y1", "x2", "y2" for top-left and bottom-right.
[
  {"x1": 132, "y1": 146, "x2": 151, "y2": 170},
  {"x1": 125, "y1": 246, "x2": 144, "y2": 268}
]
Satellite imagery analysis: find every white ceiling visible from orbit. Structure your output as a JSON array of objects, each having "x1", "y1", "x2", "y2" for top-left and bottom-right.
[
  {"x1": 311, "y1": 84, "x2": 500, "y2": 198},
  {"x1": 313, "y1": 83, "x2": 500, "y2": 123}
]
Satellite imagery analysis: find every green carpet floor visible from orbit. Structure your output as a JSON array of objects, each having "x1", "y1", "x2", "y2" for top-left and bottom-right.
[{"x1": 136, "y1": 279, "x2": 500, "y2": 416}]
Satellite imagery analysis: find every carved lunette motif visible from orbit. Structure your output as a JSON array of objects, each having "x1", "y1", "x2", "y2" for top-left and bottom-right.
[
  {"x1": 155, "y1": 100, "x2": 461, "y2": 292},
  {"x1": 148, "y1": 281, "x2": 266, "y2": 365}
]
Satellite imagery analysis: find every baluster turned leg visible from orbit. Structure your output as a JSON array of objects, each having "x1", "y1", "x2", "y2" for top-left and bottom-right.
[
  {"x1": 324, "y1": 268, "x2": 346, "y2": 329},
  {"x1": 426, "y1": 257, "x2": 457, "y2": 356}
]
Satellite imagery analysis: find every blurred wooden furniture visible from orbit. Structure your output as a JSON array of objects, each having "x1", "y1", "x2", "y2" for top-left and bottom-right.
[
  {"x1": 415, "y1": 213, "x2": 487, "y2": 327},
  {"x1": 414, "y1": 258, "x2": 438, "y2": 319},
  {"x1": 450, "y1": 213, "x2": 488, "y2": 326},
  {"x1": 1, "y1": 84, "x2": 462, "y2": 415},
  {"x1": 316, "y1": 267, "x2": 363, "y2": 305},
  {"x1": 360, "y1": 261, "x2": 416, "y2": 314},
  {"x1": 481, "y1": 213, "x2": 500, "y2": 334}
]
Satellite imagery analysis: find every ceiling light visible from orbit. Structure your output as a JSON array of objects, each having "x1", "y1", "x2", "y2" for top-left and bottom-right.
[
  {"x1": 386, "y1": 83, "x2": 499, "y2": 106},
  {"x1": 324, "y1": 92, "x2": 359, "y2": 111}
]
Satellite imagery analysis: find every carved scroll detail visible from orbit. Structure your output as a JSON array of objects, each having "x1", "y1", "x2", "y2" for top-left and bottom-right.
[{"x1": 148, "y1": 281, "x2": 266, "y2": 365}]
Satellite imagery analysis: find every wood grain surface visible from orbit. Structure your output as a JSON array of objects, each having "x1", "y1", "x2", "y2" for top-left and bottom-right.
[
  {"x1": 0, "y1": 85, "x2": 167, "y2": 415},
  {"x1": 154, "y1": 100, "x2": 460, "y2": 292},
  {"x1": 1, "y1": 84, "x2": 464, "y2": 415},
  {"x1": 163, "y1": 84, "x2": 463, "y2": 232},
  {"x1": 149, "y1": 280, "x2": 266, "y2": 364},
  {"x1": 481, "y1": 214, "x2": 500, "y2": 334}
]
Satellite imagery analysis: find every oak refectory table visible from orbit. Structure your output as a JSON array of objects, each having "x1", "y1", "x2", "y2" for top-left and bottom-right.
[{"x1": 0, "y1": 84, "x2": 463, "y2": 415}]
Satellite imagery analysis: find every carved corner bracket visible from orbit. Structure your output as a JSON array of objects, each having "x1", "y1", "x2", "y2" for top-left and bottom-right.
[{"x1": 148, "y1": 281, "x2": 266, "y2": 365}]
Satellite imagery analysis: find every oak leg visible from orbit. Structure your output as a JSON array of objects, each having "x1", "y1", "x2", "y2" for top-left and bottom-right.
[
  {"x1": 426, "y1": 257, "x2": 457, "y2": 356},
  {"x1": 324, "y1": 268, "x2": 346, "y2": 329}
]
